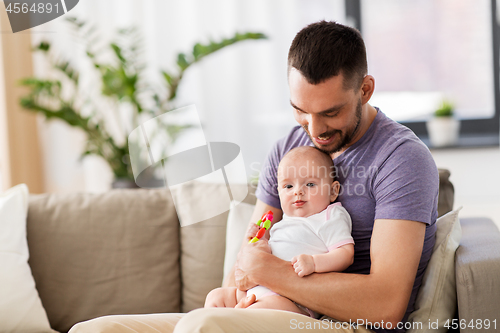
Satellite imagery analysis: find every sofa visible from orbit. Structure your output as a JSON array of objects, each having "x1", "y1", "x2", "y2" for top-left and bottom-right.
[{"x1": 24, "y1": 170, "x2": 500, "y2": 333}]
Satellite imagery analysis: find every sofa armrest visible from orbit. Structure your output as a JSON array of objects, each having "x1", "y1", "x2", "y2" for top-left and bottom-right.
[{"x1": 455, "y1": 218, "x2": 500, "y2": 332}]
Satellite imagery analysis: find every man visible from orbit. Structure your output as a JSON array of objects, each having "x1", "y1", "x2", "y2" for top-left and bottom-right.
[{"x1": 70, "y1": 20, "x2": 438, "y2": 333}]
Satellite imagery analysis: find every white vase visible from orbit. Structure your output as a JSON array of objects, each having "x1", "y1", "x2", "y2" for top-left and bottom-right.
[{"x1": 426, "y1": 117, "x2": 460, "y2": 147}]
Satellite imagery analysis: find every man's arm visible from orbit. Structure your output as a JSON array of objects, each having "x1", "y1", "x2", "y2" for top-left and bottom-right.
[
  {"x1": 222, "y1": 199, "x2": 283, "y2": 288},
  {"x1": 236, "y1": 218, "x2": 425, "y2": 328}
]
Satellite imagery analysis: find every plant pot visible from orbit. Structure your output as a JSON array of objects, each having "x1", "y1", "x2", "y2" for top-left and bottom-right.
[
  {"x1": 426, "y1": 117, "x2": 460, "y2": 148},
  {"x1": 112, "y1": 178, "x2": 166, "y2": 189},
  {"x1": 111, "y1": 179, "x2": 139, "y2": 189}
]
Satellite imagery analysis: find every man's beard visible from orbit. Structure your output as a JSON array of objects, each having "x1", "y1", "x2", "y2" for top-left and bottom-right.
[{"x1": 303, "y1": 99, "x2": 363, "y2": 155}]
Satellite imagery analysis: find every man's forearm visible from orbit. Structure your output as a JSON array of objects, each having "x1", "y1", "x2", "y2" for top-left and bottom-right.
[
  {"x1": 252, "y1": 251, "x2": 406, "y2": 326},
  {"x1": 237, "y1": 219, "x2": 425, "y2": 328},
  {"x1": 223, "y1": 265, "x2": 236, "y2": 287},
  {"x1": 258, "y1": 252, "x2": 375, "y2": 320}
]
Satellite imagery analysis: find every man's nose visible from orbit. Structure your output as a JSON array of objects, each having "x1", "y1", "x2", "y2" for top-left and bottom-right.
[{"x1": 307, "y1": 114, "x2": 327, "y2": 138}]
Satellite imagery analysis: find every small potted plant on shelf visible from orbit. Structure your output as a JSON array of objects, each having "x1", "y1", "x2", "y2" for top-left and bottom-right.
[{"x1": 426, "y1": 100, "x2": 460, "y2": 148}]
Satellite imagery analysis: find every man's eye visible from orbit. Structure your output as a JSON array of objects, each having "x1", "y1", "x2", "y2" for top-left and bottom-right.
[{"x1": 306, "y1": 183, "x2": 315, "y2": 187}]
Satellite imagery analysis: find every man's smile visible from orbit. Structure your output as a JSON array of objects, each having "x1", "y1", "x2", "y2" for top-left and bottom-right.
[{"x1": 314, "y1": 133, "x2": 336, "y2": 145}]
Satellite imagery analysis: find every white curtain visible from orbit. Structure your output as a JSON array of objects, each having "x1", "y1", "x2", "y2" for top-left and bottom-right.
[{"x1": 32, "y1": 0, "x2": 347, "y2": 192}]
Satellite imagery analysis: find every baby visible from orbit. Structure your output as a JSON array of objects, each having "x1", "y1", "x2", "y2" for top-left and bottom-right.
[{"x1": 205, "y1": 146, "x2": 354, "y2": 317}]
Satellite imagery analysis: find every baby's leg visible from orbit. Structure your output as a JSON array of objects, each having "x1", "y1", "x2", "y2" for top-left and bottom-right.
[
  {"x1": 205, "y1": 287, "x2": 240, "y2": 308},
  {"x1": 247, "y1": 295, "x2": 309, "y2": 316}
]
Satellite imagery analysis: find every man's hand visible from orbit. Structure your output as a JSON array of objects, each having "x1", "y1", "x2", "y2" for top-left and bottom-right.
[
  {"x1": 291, "y1": 254, "x2": 315, "y2": 277},
  {"x1": 234, "y1": 239, "x2": 272, "y2": 291}
]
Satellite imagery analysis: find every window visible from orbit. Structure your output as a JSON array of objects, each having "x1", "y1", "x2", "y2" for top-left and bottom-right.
[{"x1": 347, "y1": 0, "x2": 500, "y2": 147}]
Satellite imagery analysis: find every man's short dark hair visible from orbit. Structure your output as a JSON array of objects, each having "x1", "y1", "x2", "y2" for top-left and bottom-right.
[{"x1": 288, "y1": 20, "x2": 367, "y2": 90}]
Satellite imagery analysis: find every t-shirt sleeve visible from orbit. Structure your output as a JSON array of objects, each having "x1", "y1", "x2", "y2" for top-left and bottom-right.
[
  {"x1": 373, "y1": 140, "x2": 439, "y2": 224},
  {"x1": 255, "y1": 141, "x2": 282, "y2": 209},
  {"x1": 319, "y1": 206, "x2": 355, "y2": 251}
]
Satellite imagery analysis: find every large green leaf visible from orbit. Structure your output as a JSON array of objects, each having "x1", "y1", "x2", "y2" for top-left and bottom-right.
[{"x1": 163, "y1": 31, "x2": 267, "y2": 101}]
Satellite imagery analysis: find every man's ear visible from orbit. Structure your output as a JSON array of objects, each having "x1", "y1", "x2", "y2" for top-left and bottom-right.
[
  {"x1": 330, "y1": 180, "x2": 341, "y2": 202},
  {"x1": 360, "y1": 75, "x2": 375, "y2": 104}
]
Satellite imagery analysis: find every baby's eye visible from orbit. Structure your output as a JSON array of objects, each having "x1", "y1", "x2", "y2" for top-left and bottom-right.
[
  {"x1": 284, "y1": 184, "x2": 293, "y2": 189},
  {"x1": 306, "y1": 183, "x2": 316, "y2": 187}
]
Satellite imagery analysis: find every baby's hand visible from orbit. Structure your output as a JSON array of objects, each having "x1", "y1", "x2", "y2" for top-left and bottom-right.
[
  {"x1": 245, "y1": 223, "x2": 261, "y2": 241},
  {"x1": 291, "y1": 254, "x2": 315, "y2": 277}
]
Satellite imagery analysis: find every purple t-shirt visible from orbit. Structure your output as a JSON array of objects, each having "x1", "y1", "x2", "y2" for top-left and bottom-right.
[{"x1": 255, "y1": 109, "x2": 438, "y2": 332}]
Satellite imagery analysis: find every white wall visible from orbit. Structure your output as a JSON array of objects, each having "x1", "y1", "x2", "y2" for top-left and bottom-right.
[{"x1": 431, "y1": 147, "x2": 500, "y2": 229}]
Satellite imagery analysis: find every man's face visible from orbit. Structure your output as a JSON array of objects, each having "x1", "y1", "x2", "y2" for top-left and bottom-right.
[{"x1": 289, "y1": 68, "x2": 363, "y2": 155}]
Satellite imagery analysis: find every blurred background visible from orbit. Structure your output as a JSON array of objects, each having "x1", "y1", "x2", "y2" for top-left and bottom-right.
[{"x1": 1, "y1": 0, "x2": 499, "y2": 225}]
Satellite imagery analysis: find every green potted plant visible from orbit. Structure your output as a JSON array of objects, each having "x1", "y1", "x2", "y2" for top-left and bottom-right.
[
  {"x1": 426, "y1": 99, "x2": 460, "y2": 147},
  {"x1": 20, "y1": 18, "x2": 266, "y2": 188}
]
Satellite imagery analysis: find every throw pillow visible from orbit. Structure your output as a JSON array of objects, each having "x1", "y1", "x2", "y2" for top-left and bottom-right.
[
  {"x1": 222, "y1": 201, "x2": 256, "y2": 285},
  {"x1": 407, "y1": 207, "x2": 462, "y2": 333},
  {"x1": 0, "y1": 184, "x2": 54, "y2": 333}
]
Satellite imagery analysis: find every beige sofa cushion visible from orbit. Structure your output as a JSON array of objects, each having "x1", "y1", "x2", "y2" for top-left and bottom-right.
[{"x1": 27, "y1": 189, "x2": 181, "y2": 333}]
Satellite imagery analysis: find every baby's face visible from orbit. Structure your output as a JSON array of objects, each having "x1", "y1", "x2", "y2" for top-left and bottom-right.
[{"x1": 277, "y1": 152, "x2": 338, "y2": 218}]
